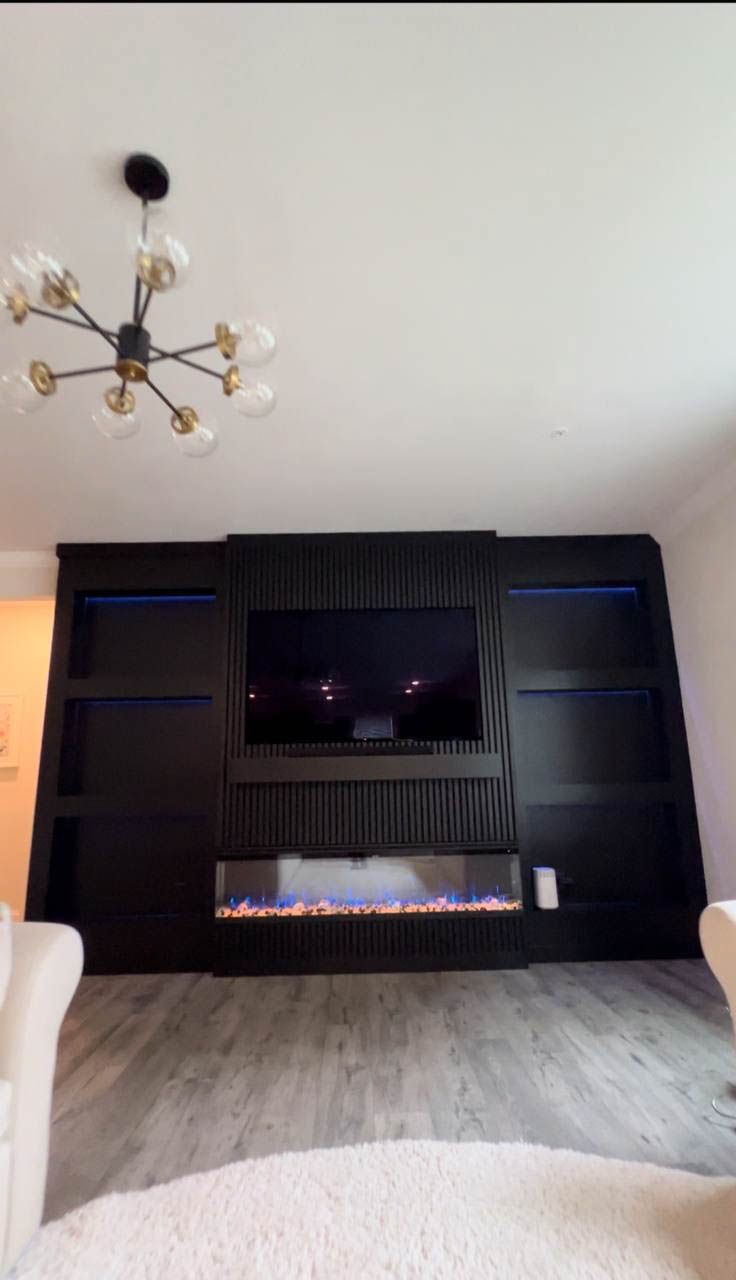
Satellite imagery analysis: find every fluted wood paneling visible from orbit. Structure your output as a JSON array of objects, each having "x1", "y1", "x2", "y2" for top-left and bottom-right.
[
  {"x1": 214, "y1": 910, "x2": 526, "y2": 974},
  {"x1": 221, "y1": 533, "x2": 515, "y2": 850},
  {"x1": 225, "y1": 778, "x2": 510, "y2": 848}
]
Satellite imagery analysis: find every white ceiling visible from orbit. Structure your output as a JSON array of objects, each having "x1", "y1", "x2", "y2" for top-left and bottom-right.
[{"x1": 2, "y1": 2, "x2": 736, "y2": 549}]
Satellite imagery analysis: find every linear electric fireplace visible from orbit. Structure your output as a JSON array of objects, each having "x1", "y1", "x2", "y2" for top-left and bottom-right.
[{"x1": 214, "y1": 848, "x2": 525, "y2": 974}]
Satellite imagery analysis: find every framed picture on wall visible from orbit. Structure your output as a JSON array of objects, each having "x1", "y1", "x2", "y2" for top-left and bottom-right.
[{"x1": 0, "y1": 695, "x2": 22, "y2": 768}]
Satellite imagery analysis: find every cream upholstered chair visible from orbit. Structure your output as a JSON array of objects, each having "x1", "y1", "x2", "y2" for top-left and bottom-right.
[
  {"x1": 700, "y1": 901, "x2": 736, "y2": 1046},
  {"x1": 0, "y1": 905, "x2": 82, "y2": 1275}
]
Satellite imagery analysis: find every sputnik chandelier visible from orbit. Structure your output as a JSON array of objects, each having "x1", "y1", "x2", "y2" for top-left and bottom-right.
[{"x1": 0, "y1": 154, "x2": 276, "y2": 456}]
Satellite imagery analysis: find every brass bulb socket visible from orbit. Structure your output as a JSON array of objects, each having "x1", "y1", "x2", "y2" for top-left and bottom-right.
[
  {"x1": 104, "y1": 386, "x2": 135, "y2": 416},
  {"x1": 29, "y1": 360, "x2": 56, "y2": 396},
  {"x1": 171, "y1": 406, "x2": 198, "y2": 436},
  {"x1": 115, "y1": 357, "x2": 148, "y2": 383},
  {"x1": 215, "y1": 323, "x2": 239, "y2": 360},
  {"x1": 41, "y1": 270, "x2": 80, "y2": 310},
  {"x1": 5, "y1": 290, "x2": 29, "y2": 325},
  {"x1": 136, "y1": 252, "x2": 176, "y2": 292},
  {"x1": 222, "y1": 365, "x2": 241, "y2": 396}
]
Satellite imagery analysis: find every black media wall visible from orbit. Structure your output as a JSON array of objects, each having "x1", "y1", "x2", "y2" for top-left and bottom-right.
[{"x1": 27, "y1": 532, "x2": 705, "y2": 973}]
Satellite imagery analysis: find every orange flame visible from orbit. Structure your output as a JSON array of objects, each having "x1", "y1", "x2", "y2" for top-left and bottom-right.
[{"x1": 217, "y1": 895, "x2": 522, "y2": 919}]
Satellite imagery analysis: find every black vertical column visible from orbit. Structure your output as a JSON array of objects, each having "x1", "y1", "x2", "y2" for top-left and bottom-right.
[{"x1": 497, "y1": 534, "x2": 705, "y2": 961}]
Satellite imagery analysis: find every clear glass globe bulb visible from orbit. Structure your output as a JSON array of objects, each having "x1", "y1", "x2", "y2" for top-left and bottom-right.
[
  {"x1": 135, "y1": 211, "x2": 190, "y2": 292},
  {"x1": 172, "y1": 419, "x2": 218, "y2": 457},
  {"x1": 230, "y1": 318, "x2": 277, "y2": 366},
  {"x1": 232, "y1": 378, "x2": 276, "y2": 418},
  {"x1": 1, "y1": 293, "x2": 26, "y2": 326},
  {"x1": 0, "y1": 244, "x2": 65, "y2": 304},
  {"x1": 92, "y1": 399, "x2": 141, "y2": 440},
  {"x1": 0, "y1": 369, "x2": 45, "y2": 414}
]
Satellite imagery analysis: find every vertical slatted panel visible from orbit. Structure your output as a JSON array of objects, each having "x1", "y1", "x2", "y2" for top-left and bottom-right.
[
  {"x1": 215, "y1": 911, "x2": 526, "y2": 974},
  {"x1": 221, "y1": 533, "x2": 516, "y2": 849},
  {"x1": 227, "y1": 779, "x2": 512, "y2": 847}
]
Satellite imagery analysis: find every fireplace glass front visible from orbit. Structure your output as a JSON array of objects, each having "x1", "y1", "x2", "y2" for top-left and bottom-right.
[{"x1": 216, "y1": 849, "x2": 522, "y2": 919}]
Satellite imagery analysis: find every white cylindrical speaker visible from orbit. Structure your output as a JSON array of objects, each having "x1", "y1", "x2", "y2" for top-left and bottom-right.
[{"x1": 533, "y1": 866, "x2": 559, "y2": 910}]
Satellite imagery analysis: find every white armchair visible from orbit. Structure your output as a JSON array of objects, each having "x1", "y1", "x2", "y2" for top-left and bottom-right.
[
  {"x1": 0, "y1": 910, "x2": 82, "y2": 1276},
  {"x1": 700, "y1": 900, "x2": 736, "y2": 1045}
]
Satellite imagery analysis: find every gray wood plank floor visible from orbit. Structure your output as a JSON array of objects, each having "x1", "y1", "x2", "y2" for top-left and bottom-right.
[{"x1": 45, "y1": 961, "x2": 736, "y2": 1222}]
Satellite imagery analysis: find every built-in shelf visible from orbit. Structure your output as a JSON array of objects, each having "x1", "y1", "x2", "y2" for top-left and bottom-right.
[
  {"x1": 70, "y1": 590, "x2": 218, "y2": 682},
  {"x1": 53, "y1": 795, "x2": 211, "y2": 818},
  {"x1": 48, "y1": 804, "x2": 212, "y2": 936},
  {"x1": 523, "y1": 782, "x2": 675, "y2": 805},
  {"x1": 58, "y1": 697, "x2": 214, "y2": 801},
  {"x1": 525, "y1": 798, "x2": 685, "y2": 906},
  {"x1": 515, "y1": 667, "x2": 662, "y2": 692},
  {"x1": 515, "y1": 688, "x2": 668, "y2": 787},
  {"x1": 505, "y1": 581, "x2": 655, "y2": 670},
  {"x1": 81, "y1": 593, "x2": 217, "y2": 603},
  {"x1": 63, "y1": 678, "x2": 216, "y2": 700}
]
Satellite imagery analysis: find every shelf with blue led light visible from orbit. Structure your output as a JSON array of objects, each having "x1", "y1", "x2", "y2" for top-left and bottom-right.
[
  {"x1": 513, "y1": 668, "x2": 663, "y2": 692},
  {"x1": 64, "y1": 678, "x2": 216, "y2": 700},
  {"x1": 57, "y1": 696, "x2": 215, "y2": 808},
  {"x1": 515, "y1": 688, "x2": 668, "y2": 787},
  {"x1": 505, "y1": 582, "x2": 655, "y2": 672},
  {"x1": 68, "y1": 590, "x2": 219, "y2": 683}
]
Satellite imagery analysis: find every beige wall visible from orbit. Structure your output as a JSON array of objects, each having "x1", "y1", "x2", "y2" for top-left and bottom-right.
[
  {"x1": 662, "y1": 485, "x2": 736, "y2": 902},
  {"x1": 0, "y1": 600, "x2": 55, "y2": 918}
]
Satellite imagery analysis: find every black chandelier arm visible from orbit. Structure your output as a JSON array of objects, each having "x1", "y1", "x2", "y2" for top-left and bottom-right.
[
  {"x1": 70, "y1": 301, "x2": 120, "y2": 354},
  {"x1": 133, "y1": 275, "x2": 142, "y2": 327},
  {"x1": 137, "y1": 287, "x2": 153, "y2": 329},
  {"x1": 146, "y1": 377, "x2": 183, "y2": 420},
  {"x1": 26, "y1": 306, "x2": 117, "y2": 338},
  {"x1": 148, "y1": 340, "x2": 220, "y2": 362},
  {"x1": 52, "y1": 364, "x2": 119, "y2": 380},
  {"x1": 132, "y1": 198, "x2": 149, "y2": 325},
  {"x1": 149, "y1": 352, "x2": 223, "y2": 380}
]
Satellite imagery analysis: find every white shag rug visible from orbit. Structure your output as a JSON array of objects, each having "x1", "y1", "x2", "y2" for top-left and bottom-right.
[{"x1": 11, "y1": 1140, "x2": 736, "y2": 1280}]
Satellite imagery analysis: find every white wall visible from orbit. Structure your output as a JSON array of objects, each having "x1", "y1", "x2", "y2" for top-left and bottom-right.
[
  {"x1": 0, "y1": 553, "x2": 57, "y2": 601},
  {"x1": 661, "y1": 467, "x2": 736, "y2": 901}
]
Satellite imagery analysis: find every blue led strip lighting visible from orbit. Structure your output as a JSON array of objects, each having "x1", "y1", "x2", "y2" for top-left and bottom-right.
[
  {"x1": 82, "y1": 698, "x2": 211, "y2": 707},
  {"x1": 508, "y1": 586, "x2": 638, "y2": 596},
  {"x1": 517, "y1": 689, "x2": 650, "y2": 698},
  {"x1": 84, "y1": 594, "x2": 216, "y2": 604}
]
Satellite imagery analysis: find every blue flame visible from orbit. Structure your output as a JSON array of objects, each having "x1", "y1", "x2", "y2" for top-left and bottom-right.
[{"x1": 223, "y1": 887, "x2": 516, "y2": 912}]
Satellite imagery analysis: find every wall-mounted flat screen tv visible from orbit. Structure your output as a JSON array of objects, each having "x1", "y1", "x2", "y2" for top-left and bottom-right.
[{"x1": 245, "y1": 608, "x2": 482, "y2": 744}]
